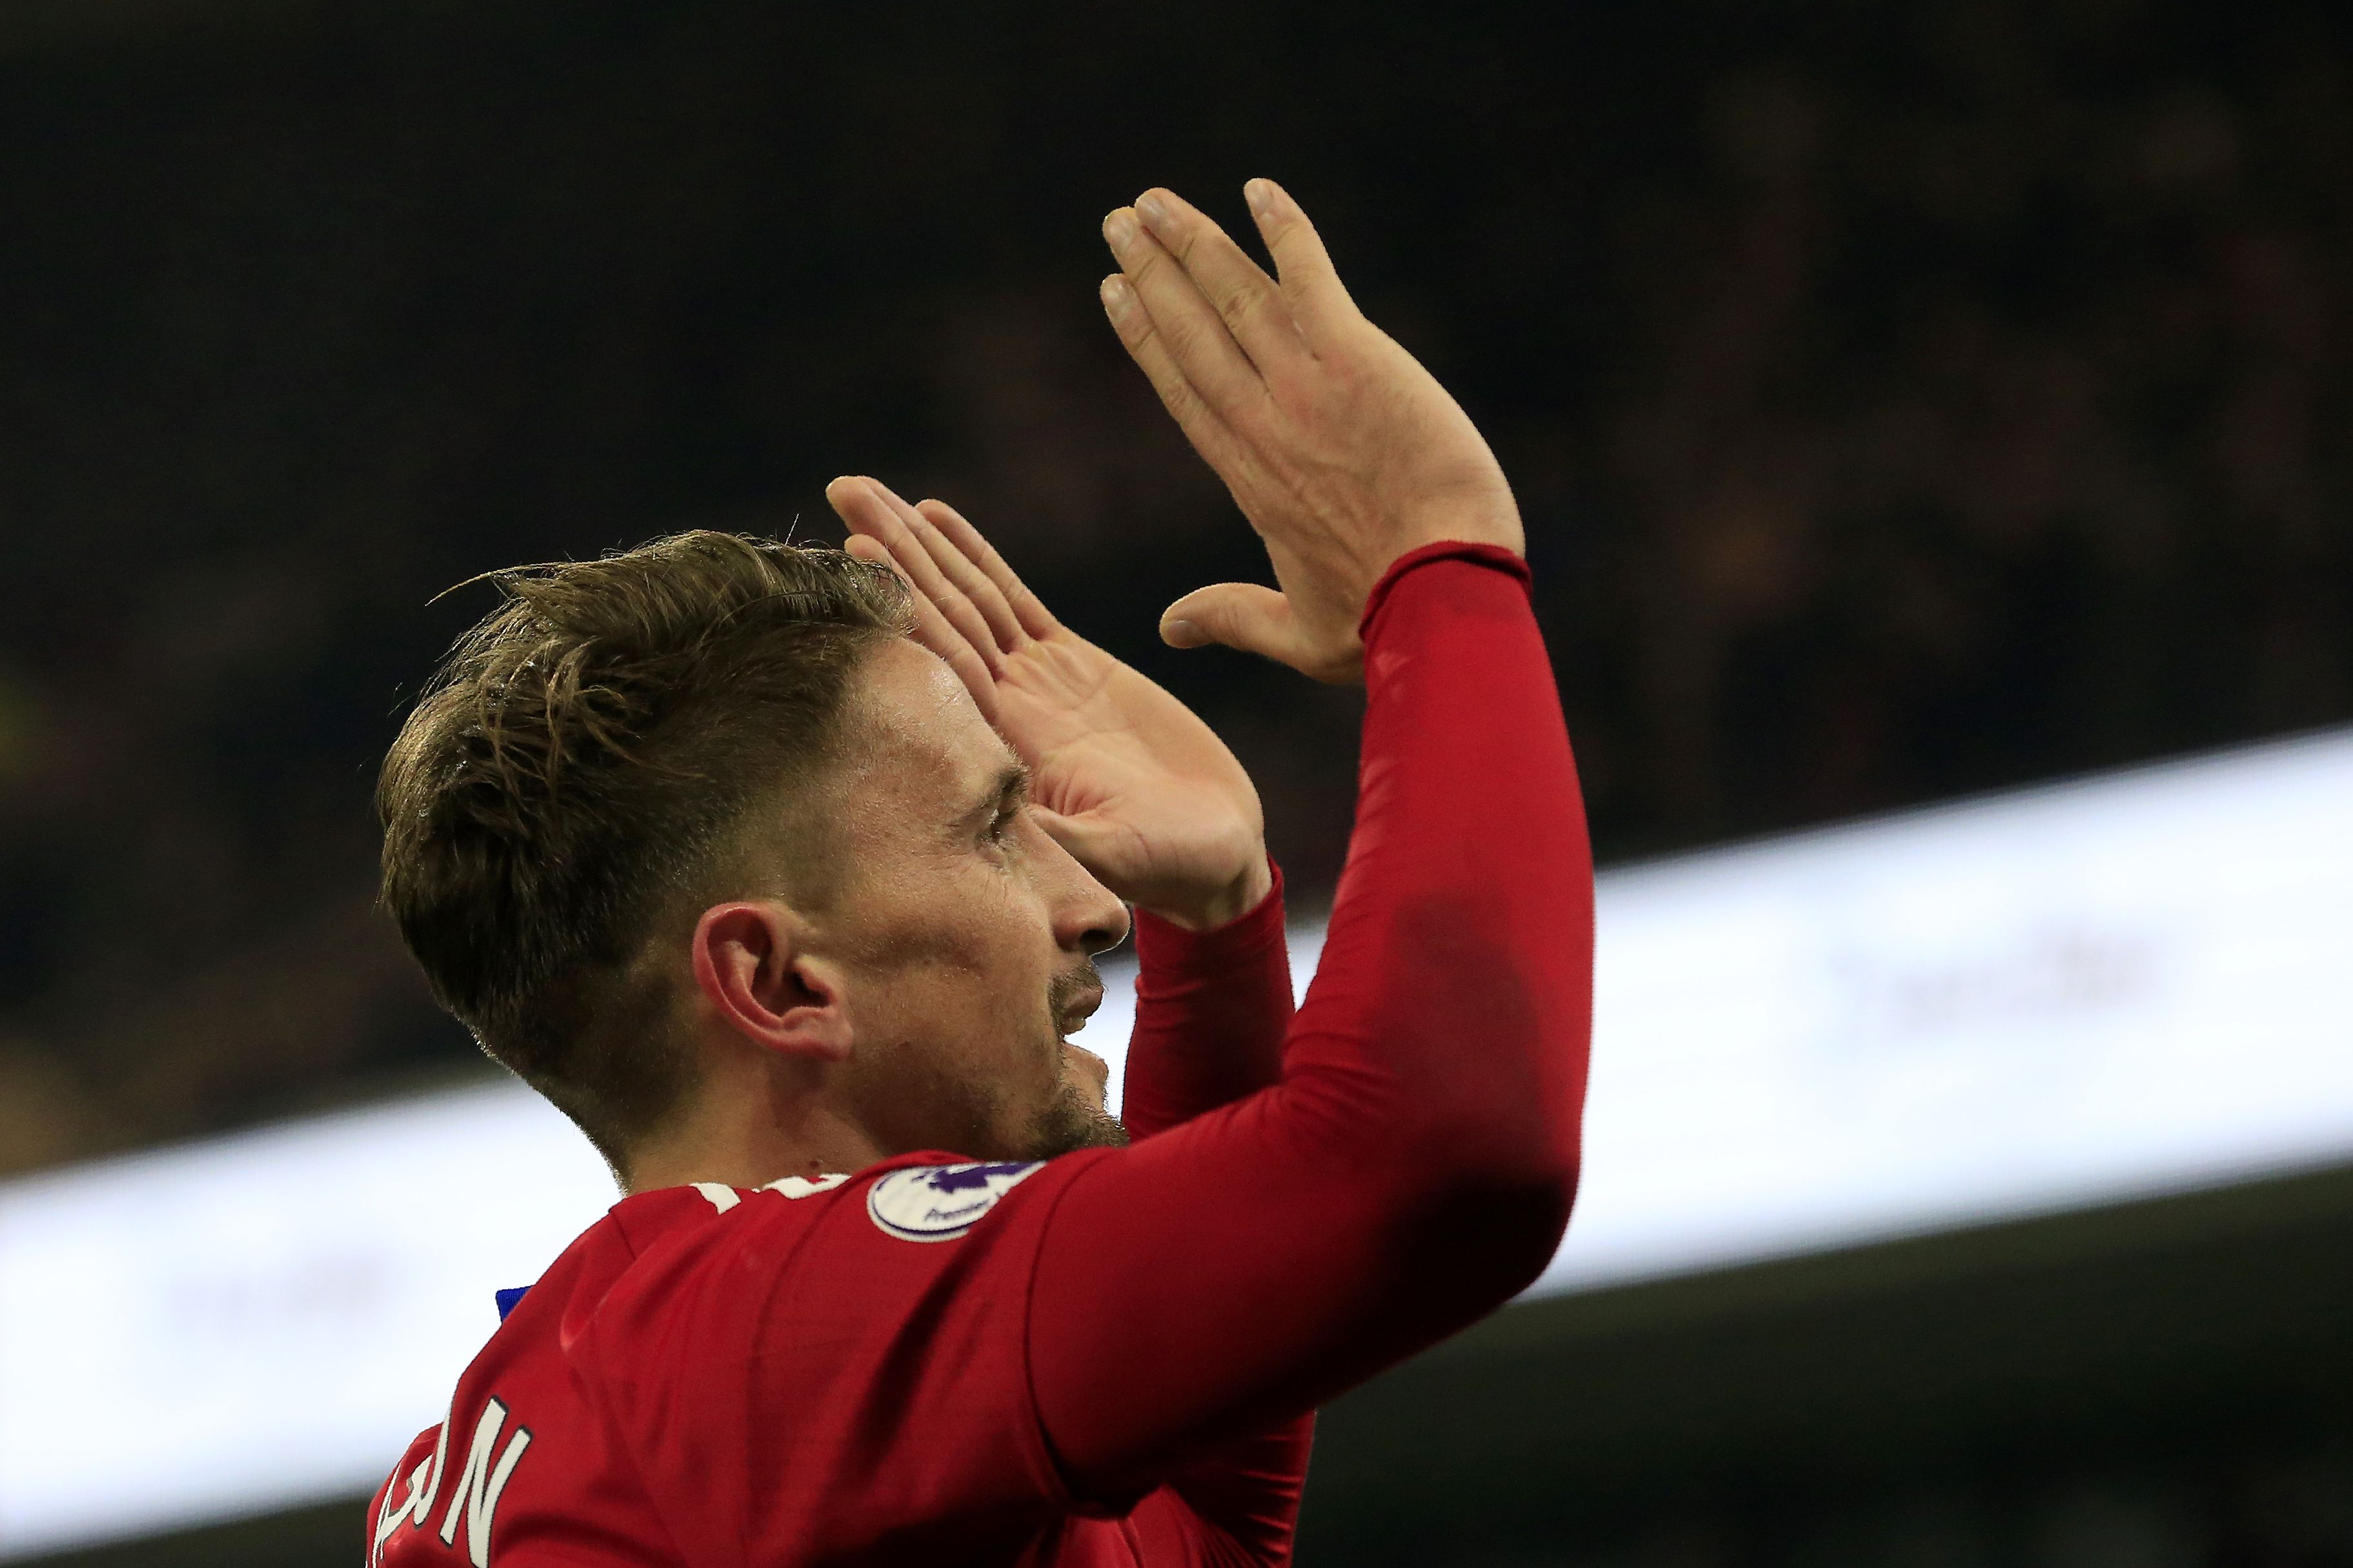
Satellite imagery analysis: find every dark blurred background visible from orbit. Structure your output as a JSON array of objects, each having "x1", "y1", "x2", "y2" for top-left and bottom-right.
[{"x1": 0, "y1": 0, "x2": 2347, "y2": 1561}]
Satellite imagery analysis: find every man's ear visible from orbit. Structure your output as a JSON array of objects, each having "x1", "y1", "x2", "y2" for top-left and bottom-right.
[{"x1": 690, "y1": 902, "x2": 854, "y2": 1061}]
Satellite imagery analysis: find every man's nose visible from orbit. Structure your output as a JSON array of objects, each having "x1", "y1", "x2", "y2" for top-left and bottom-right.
[
  {"x1": 1035, "y1": 824, "x2": 1131, "y2": 954},
  {"x1": 1064, "y1": 870, "x2": 1131, "y2": 957}
]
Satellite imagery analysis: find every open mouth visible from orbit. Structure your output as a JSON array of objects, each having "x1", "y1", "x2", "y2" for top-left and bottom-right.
[{"x1": 1056, "y1": 980, "x2": 1105, "y2": 1039}]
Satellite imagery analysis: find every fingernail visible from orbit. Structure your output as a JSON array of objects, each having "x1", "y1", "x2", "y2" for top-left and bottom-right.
[
  {"x1": 1244, "y1": 179, "x2": 1272, "y2": 217},
  {"x1": 1162, "y1": 618, "x2": 1200, "y2": 645},
  {"x1": 1103, "y1": 208, "x2": 1138, "y2": 250},
  {"x1": 1100, "y1": 275, "x2": 1134, "y2": 316},
  {"x1": 1135, "y1": 190, "x2": 1171, "y2": 232}
]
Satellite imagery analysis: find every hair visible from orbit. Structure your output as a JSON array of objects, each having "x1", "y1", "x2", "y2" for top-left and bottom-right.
[{"x1": 378, "y1": 531, "x2": 912, "y2": 1171}]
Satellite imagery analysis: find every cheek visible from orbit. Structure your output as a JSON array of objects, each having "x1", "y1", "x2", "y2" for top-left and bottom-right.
[
  {"x1": 851, "y1": 857, "x2": 1060, "y2": 1064},
  {"x1": 905, "y1": 951, "x2": 1049, "y2": 1064}
]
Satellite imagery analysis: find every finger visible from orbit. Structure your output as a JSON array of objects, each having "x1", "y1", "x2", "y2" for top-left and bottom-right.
[
  {"x1": 1243, "y1": 178, "x2": 1360, "y2": 350},
  {"x1": 1103, "y1": 204, "x2": 1266, "y2": 417},
  {"x1": 1099, "y1": 273, "x2": 1242, "y2": 469},
  {"x1": 827, "y1": 476, "x2": 1004, "y2": 680},
  {"x1": 863, "y1": 481, "x2": 1007, "y2": 674},
  {"x1": 1160, "y1": 581, "x2": 1317, "y2": 671},
  {"x1": 842, "y1": 532, "x2": 1005, "y2": 727},
  {"x1": 1133, "y1": 186, "x2": 1309, "y2": 381},
  {"x1": 888, "y1": 493, "x2": 1026, "y2": 653},
  {"x1": 914, "y1": 498, "x2": 1062, "y2": 641}
]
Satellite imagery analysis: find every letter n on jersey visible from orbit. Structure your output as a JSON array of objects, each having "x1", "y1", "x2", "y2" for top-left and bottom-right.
[{"x1": 372, "y1": 1396, "x2": 534, "y2": 1568}]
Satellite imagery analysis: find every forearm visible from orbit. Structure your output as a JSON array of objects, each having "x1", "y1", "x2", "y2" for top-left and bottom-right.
[
  {"x1": 1288, "y1": 543, "x2": 1591, "y2": 1193},
  {"x1": 1121, "y1": 858, "x2": 1293, "y2": 1139},
  {"x1": 1120, "y1": 859, "x2": 1308, "y2": 1557}
]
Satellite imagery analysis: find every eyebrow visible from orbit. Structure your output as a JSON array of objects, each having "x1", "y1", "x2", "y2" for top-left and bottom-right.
[{"x1": 961, "y1": 759, "x2": 1031, "y2": 831}]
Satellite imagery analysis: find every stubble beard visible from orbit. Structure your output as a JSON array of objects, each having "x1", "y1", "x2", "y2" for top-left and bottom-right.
[{"x1": 1021, "y1": 1075, "x2": 1130, "y2": 1159}]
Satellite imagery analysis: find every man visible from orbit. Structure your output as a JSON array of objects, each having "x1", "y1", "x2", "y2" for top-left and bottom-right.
[{"x1": 368, "y1": 179, "x2": 1591, "y2": 1567}]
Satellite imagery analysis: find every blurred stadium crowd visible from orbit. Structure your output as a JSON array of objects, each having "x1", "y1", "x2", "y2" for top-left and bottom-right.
[{"x1": 0, "y1": 0, "x2": 2345, "y2": 1178}]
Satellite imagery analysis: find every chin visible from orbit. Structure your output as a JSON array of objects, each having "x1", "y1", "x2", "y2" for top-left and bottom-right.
[
  {"x1": 1021, "y1": 1072, "x2": 1129, "y2": 1160},
  {"x1": 1059, "y1": 1040, "x2": 1113, "y2": 1111}
]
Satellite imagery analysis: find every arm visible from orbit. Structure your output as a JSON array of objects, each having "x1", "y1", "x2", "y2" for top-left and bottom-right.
[
  {"x1": 1123, "y1": 860, "x2": 1291, "y2": 1138},
  {"x1": 1123, "y1": 870, "x2": 1313, "y2": 1563},
  {"x1": 1025, "y1": 179, "x2": 1586, "y2": 1494},
  {"x1": 1030, "y1": 542, "x2": 1589, "y2": 1495}
]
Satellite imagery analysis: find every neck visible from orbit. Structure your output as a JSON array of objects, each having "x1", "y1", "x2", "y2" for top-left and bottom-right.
[{"x1": 620, "y1": 1054, "x2": 884, "y2": 1196}]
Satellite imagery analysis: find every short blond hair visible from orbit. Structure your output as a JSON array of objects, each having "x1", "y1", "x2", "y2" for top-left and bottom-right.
[{"x1": 378, "y1": 532, "x2": 910, "y2": 1168}]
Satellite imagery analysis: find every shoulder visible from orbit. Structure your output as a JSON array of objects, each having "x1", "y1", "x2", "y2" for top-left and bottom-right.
[
  {"x1": 583, "y1": 1153, "x2": 1107, "y2": 1338},
  {"x1": 523, "y1": 1155, "x2": 1120, "y2": 1543},
  {"x1": 638, "y1": 1154, "x2": 1082, "y2": 1251}
]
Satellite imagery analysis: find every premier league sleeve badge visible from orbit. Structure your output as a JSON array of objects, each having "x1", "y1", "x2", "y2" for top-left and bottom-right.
[{"x1": 865, "y1": 1161, "x2": 1045, "y2": 1241}]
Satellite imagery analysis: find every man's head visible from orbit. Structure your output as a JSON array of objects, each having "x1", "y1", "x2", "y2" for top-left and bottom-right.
[{"x1": 378, "y1": 532, "x2": 1130, "y2": 1185}]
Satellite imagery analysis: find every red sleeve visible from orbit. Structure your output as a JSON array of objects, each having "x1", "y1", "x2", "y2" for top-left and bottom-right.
[
  {"x1": 1029, "y1": 541, "x2": 1595, "y2": 1499},
  {"x1": 1122, "y1": 863, "x2": 1313, "y2": 1562},
  {"x1": 1122, "y1": 857, "x2": 1293, "y2": 1138}
]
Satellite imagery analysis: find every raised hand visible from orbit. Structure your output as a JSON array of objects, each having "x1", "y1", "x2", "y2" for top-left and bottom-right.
[
  {"x1": 1099, "y1": 179, "x2": 1524, "y2": 683},
  {"x1": 825, "y1": 476, "x2": 1271, "y2": 931}
]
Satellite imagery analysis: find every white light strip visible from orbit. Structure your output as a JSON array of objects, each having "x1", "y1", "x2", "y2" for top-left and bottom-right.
[
  {"x1": 3, "y1": 728, "x2": 2350, "y2": 1554},
  {"x1": 1538, "y1": 726, "x2": 2353, "y2": 1294}
]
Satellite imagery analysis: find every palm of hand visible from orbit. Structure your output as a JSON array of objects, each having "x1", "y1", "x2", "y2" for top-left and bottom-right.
[{"x1": 995, "y1": 632, "x2": 1263, "y2": 916}]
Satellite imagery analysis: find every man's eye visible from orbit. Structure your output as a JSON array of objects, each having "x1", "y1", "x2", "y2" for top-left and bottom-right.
[{"x1": 986, "y1": 808, "x2": 1019, "y2": 845}]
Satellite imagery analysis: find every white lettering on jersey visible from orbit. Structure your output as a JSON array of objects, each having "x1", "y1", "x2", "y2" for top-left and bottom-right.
[
  {"x1": 371, "y1": 1451, "x2": 433, "y2": 1565},
  {"x1": 437, "y1": 1396, "x2": 533, "y2": 1567},
  {"x1": 763, "y1": 1171, "x2": 849, "y2": 1198},
  {"x1": 371, "y1": 1388, "x2": 456, "y2": 1568},
  {"x1": 689, "y1": 1172, "x2": 845, "y2": 1212},
  {"x1": 370, "y1": 1392, "x2": 531, "y2": 1568}
]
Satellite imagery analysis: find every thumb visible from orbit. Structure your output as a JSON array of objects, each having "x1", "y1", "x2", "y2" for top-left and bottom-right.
[
  {"x1": 1026, "y1": 804, "x2": 1132, "y2": 879},
  {"x1": 1160, "y1": 583, "x2": 1304, "y2": 664}
]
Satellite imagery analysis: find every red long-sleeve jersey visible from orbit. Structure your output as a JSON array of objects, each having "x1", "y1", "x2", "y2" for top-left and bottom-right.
[{"x1": 366, "y1": 542, "x2": 1594, "y2": 1567}]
